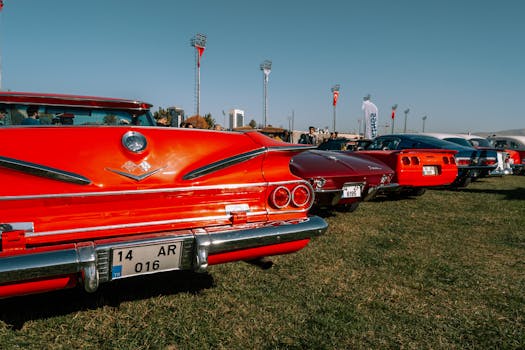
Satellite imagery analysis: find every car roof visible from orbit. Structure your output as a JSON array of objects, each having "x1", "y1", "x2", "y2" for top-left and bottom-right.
[
  {"x1": 0, "y1": 91, "x2": 152, "y2": 111},
  {"x1": 379, "y1": 133, "x2": 475, "y2": 151}
]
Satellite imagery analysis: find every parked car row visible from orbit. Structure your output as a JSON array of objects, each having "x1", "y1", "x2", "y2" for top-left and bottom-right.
[{"x1": 0, "y1": 91, "x2": 521, "y2": 300}]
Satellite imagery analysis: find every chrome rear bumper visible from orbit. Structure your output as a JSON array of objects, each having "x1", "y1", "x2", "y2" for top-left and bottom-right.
[{"x1": 0, "y1": 216, "x2": 327, "y2": 294}]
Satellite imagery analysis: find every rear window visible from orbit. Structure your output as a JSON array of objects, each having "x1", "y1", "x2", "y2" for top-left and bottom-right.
[{"x1": 0, "y1": 104, "x2": 155, "y2": 126}]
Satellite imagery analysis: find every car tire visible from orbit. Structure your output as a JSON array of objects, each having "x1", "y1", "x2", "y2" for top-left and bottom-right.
[{"x1": 336, "y1": 202, "x2": 360, "y2": 213}]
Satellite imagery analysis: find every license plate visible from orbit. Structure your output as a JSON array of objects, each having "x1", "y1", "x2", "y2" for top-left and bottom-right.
[
  {"x1": 422, "y1": 166, "x2": 437, "y2": 176},
  {"x1": 342, "y1": 184, "x2": 362, "y2": 198},
  {"x1": 111, "y1": 241, "x2": 183, "y2": 279}
]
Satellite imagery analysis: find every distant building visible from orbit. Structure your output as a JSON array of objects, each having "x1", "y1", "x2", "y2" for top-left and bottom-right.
[
  {"x1": 229, "y1": 109, "x2": 244, "y2": 130},
  {"x1": 167, "y1": 106, "x2": 185, "y2": 127}
]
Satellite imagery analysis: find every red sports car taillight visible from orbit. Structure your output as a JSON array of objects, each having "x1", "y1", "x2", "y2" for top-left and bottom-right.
[
  {"x1": 456, "y1": 157, "x2": 470, "y2": 166},
  {"x1": 442, "y1": 156, "x2": 449, "y2": 164},
  {"x1": 401, "y1": 156, "x2": 420, "y2": 165},
  {"x1": 481, "y1": 158, "x2": 496, "y2": 166}
]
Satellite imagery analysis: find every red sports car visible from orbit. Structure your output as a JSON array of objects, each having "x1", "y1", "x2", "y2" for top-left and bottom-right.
[
  {"x1": 0, "y1": 91, "x2": 327, "y2": 299},
  {"x1": 319, "y1": 138, "x2": 458, "y2": 196},
  {"x1": 354, "y1": 149, "x2": 458, "y2": 196},
  {"x1": 290, "y1": 150, "x2": 396, "y2": 211}
]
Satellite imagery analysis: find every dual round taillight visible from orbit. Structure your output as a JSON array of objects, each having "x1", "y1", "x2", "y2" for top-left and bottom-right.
[{"x1": 270, "y1": 184, "x2": 312, "y2": 209}]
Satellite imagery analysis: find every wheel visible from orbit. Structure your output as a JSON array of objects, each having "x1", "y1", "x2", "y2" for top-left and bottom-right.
[
  {"x1": 336, "y1": 202, "x2": 360, "y2": 213},
  {"x1": 405, "y1": 188, "x2": 426, "y2": 197},
  {"x1": 453, "y1": 176, "x2": 471, "y2": 188}
]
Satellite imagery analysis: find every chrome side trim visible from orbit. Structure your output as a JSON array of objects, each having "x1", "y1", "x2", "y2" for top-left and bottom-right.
[
  {"x1": 182, "y1": 145, "x2": 315, "y2": 180},
  {"x1": 0, "y1": 155, "x2": 91, "y2": 185},
  {"x1": 25, "y1": 209, "x2": 311, "y2": 238},
  {"x1": 267, "y1": 145, "x2": 317, "y2": 152},
  {"x1": 183, "y1": 148, "x2": 266, "y2": 180},
  {"x1": 0, "y1": 180, "x2": 305, "y2": 201}
]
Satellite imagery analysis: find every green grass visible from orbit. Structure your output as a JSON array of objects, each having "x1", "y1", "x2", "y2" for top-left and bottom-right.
[{"x1": 1, "y1": 176, "x2": 524, "y2": 349}]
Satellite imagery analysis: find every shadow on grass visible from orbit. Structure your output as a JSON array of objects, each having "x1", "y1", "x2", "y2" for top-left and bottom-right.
[
  {"x1": 457, "y1": 186, "x2": 525, "y2": 200},
  {"x1": 0, "y1": 270, "x2": 214, "y2": 330}
]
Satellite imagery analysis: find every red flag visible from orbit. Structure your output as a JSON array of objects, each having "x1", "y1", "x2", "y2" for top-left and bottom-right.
[
  {"x1": 196, "y1": 46, "x2": 205, "y2": 67},
  {"x1": 0, "y1": 1, "x2": 4, "y2": 12},
  {"x1": 391, "y1": 109, "x2": 396, "y2": 120},
  {"x1": 332, "y1": 91, "x2": 339, "y2": 106}
]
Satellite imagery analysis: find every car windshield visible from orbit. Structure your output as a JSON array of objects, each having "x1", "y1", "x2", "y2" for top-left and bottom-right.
[{"x1": 1, "y1": 104, "x2": 155, "y2": 126}]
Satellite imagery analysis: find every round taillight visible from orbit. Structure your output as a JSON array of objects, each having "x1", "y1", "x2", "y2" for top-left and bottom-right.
[
  {"x1": 292, "y1": 185, "x2": 310, "y2": 207},
  {"x1": 450, "y1": 156, "x2": 455, "y2": 164},
  {"x1": 411, "y1": 156, "x2": 420, "y2": 165},
  {"x1": 443, "y1": 156, "x2": 449, "y2": 164},
  {"x1": 402, "y1": 157, "x2": 410, "y2": 165},
  {"x1": 271, "y1": 186, "x2": 291, "y2": 209}
]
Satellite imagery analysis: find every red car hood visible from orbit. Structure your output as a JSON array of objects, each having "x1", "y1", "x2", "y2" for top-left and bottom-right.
[{"x1": 290, "y1": 150, "x2": 394, "y2": 178}]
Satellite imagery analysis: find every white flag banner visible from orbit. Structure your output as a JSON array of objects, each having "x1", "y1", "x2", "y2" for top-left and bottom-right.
[{"x1": 362, "y1": 100, "x2": 379, "y2": 139}]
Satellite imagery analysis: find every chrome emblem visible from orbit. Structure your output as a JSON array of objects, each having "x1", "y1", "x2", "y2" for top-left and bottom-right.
[
  {"x1": 122, "y1": 160, "x2": 151, "y2": 172},
  {"x1": 107, "y1": 160, "x2": 165, "y2": 182}
]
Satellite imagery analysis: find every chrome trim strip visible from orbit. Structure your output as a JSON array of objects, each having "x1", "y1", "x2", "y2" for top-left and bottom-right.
[
  {"x1": 25, "y1": 209, "x2": 312, "y2": 238},
  {"x1": 0, "y1": 155, "x2": 91, "y2": 185},
  {"x1": 183, "y1": 148, "x2": 266, "y2": 180},
  {"x1": 182, "y1": 145, "x2": 314, "y2": 181},
  {"x1": 0, "y1": 180, "x2": 307, "y2": 201},
  {"x1": 267, "y1": 145, "x2": 317, "y2": 152}
]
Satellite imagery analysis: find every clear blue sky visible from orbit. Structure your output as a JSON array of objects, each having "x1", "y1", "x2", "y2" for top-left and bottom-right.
[{"x1": 1, "y1": 0, "x2": 523, "y2": 134}]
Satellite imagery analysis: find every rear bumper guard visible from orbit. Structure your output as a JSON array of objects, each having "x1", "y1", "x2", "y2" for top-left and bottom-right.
[{"x1": 0, "y1": 216, "x2": 327, "y2": 293}]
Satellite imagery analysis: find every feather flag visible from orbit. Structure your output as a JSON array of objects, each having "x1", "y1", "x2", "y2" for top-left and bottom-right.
[{"x1": 362, "y1": 99, "x2": 379, "y2": 139}]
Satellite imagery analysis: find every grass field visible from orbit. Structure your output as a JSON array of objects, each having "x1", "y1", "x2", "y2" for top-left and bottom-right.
[{"x1": 1, "y1": 176, "x2": 524, "y2": 349}]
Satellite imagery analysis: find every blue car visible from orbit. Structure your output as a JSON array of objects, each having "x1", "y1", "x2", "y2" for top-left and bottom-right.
[{"x1": 365, "y1": 134, "x2": 498, "y2": 187}]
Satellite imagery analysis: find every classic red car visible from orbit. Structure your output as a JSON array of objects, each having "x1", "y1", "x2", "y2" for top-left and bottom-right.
[
  {"x1": 290, "y1": 150, "x2": 396, "y2": 211},
  {"x1": 0, "y1": 91, "x2": 327, "y2": 299}
]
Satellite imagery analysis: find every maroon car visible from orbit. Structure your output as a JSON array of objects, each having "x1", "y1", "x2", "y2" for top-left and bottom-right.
[{"x1": 290, "y1": 150, "x2": 396, "y2": 212}]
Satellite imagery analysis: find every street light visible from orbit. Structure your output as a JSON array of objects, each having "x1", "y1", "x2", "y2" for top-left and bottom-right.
[
  {"x1": 331, "y1": 84, "x2": 340, "y2": 132},
  {"x1": 190, "y1": 33, "x2": 207, "y2": 117},
  {"x1": 403, "y1": 108, "x2": 410, "y2": 133},
  {"x1": 422, "y1": 115, "x2": 427, "y2": 132},
  {"x1": 260, "y1": 60, "x2": 272, "y2": 127}
]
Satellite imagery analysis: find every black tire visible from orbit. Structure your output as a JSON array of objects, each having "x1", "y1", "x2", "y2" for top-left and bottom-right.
[
  {"x1": 405, "y1": 188, "x2": 427, "y2": 197},
  {"x1": 336, "y1": 202, "x2": 360, "y2": 213}
]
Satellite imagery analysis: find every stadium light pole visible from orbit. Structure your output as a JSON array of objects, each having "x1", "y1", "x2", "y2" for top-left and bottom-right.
[
  {"x1": 422, "y1": 115, "x2": 427, "y2": 132},
  {"x1": 190, "y1": 33, "x2": 207, "y2": 117},
  {"x1": 403, "y1": 108, "x2": 410, "y2": 133},
  {"x1": 331, "y1": 84, "x2": 340, "y2": 133},
  {"x1": 260, "y1": 60, "x2": 272, "y2": 127}
]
